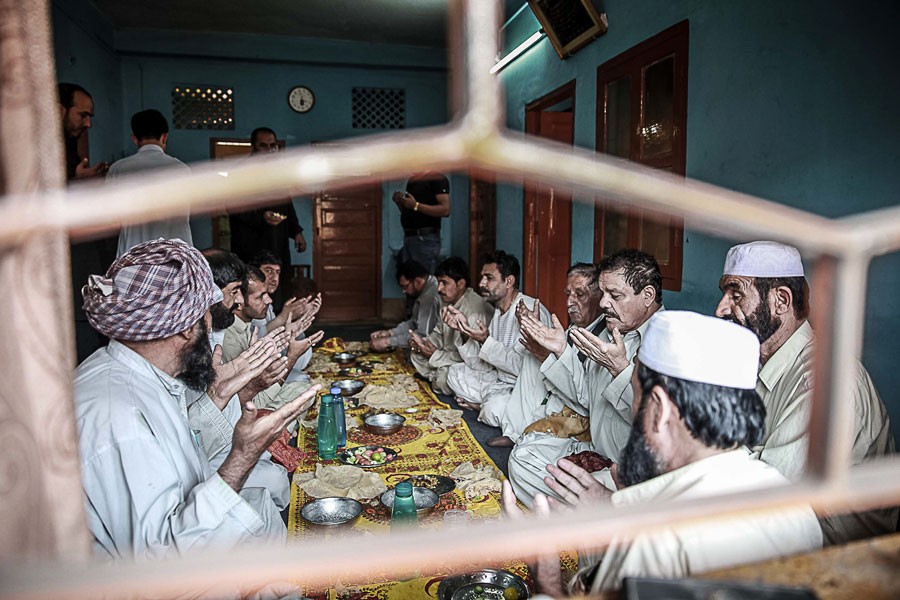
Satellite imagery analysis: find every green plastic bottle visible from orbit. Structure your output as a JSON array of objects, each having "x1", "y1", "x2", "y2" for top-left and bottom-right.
[
  {"x1": 317, "y1": 394, "x2": 337, "y2": 460},
  {"x1": 390, "y1": 481, "x2": 418, "y2": 531}
]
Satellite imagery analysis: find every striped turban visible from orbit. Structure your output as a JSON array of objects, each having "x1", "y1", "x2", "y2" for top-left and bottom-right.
[{"x1": 82, "y1": 239, "x2": 224, "y2": 341}]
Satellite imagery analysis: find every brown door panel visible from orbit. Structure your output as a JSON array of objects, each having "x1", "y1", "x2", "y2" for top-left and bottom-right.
[{"x1": 314, "y1": 185, "x2": 382, "y2": 322}]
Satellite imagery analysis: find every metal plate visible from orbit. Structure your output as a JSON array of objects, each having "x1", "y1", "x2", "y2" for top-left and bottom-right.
[
  {"x1": 338, "y1": 445, "x2": 398, "y2": 468},
  {"x1": 437, "y1": 570, "x2": 530, "y2": 600},
  {"x1": 405, "y1": 474, "x2": 456, "y2": 496}
]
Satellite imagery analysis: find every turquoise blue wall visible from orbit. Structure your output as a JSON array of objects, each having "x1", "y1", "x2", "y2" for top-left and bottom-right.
[
  {"x1": 500, "y1": 0, "x2": 900, "y2": 441},
  {"x1": 51, "y1": 0, "x2": 123, "y2": 166},
  {"x1": 52, "y1": 0, "x2": 455, "y2": 299}
]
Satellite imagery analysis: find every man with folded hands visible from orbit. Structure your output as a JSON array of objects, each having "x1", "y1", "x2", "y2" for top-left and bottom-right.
[
  {"x1": 445, "y1": 250, "x2": 550, "y2": 426},
  {"x1": 503, "y1": 311, "x2": 823, "y2": 594},
  {"x1": 75, "y1": 239, "x2": 318, "y2": 573},
  {"x1": 507, "y1": 251, "x2": 662, "y2": 504},
  {"x1": 409, "y1": 256, "x2": 494, "y2": 395}
]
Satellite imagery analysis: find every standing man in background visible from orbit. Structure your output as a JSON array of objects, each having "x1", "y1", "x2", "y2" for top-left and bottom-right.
[
  {"x1": 229, "y1": 127, "x2": 306, "y2": 294},
  {"x1": 58, "y1": 83, "x2": 108, "y2": 181},
  {"x1": 59, "y1": 82, "x2": 115, "y2": 363},
  {"x1": 108, "y1": 109, "x2": 192, "y2": 256},
  {"x1": 393, "y1": 171, "x2": 450, "y2": 275}
]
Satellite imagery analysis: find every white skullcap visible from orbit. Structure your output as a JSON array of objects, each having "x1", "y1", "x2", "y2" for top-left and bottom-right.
[
  {"x1": 722, "y1": 241, "x2": 804, "y2": 278},
  {"x1": 638, "y1": 311, "x2": 760, "y2": 389}
]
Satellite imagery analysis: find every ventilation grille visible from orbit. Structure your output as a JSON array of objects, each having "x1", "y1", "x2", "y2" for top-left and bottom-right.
[
  {"x1": 172, "y1": 85, "x2": 234, "y2": 130},
  {"x1": 352, "y1": 87, "x2": 405, "y2": 129}
]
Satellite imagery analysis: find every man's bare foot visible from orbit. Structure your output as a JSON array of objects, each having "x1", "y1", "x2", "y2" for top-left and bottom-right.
[
  {"x1": 456, "y1": 398, "x2": 479, "y2": 411},
  {"x1": 487, "y1": 435, "x2": 514, "y2": 448}
]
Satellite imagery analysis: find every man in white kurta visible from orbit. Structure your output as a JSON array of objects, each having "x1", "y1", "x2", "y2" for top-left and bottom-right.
[
  {"x1": 716, "y1": 241, "x2": 896, "y2": 544},
  {"x1": 496, "y1": 265, "x2": 606, "y2": 449},
  {"x1": 503, "y1": 311, "x2": 822, "y2": 595},
  {"x1": 509, "y1": 252, "x2": 663, "y2": 505},
  {"x1": 75, "y1": 239, "x2": 315, "y2": 564},
  {"x1": 107, "y1": 109, "x2": 192, "y2": 256},
  {"x1": 446, "y1": 251, "x2": 550, "y2": 426},
  {"x1": 409, "y1": 257, "x2": 494, "y2": 395}
]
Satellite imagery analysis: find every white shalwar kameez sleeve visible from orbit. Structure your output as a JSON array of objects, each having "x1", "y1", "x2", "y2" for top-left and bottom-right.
[
  {"x1": 575, "y1": 449, "x2": 823, "y2": 593},
  {"x1": 448, "y1": 293, "x2": 550, "y2": 426},
  {"x1": 74, "y1": 341, "x2": 285, "y2": 561},
  {"x1": 754, "y1": 320, "x2": 897, "y2": 544},
  {"x1": 508, "y1": 312, "x2": 656, "y2": 506}
]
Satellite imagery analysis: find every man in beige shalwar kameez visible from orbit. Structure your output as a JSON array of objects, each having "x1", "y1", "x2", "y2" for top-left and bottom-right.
[{"x1": 409, "y1": 256, "x2": 494, "y2": 395}]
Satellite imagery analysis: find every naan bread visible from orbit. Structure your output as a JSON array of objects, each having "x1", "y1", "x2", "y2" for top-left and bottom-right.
[
  {"x1": 451, "y1": 461, "x2": 502, "y2": 500},
  {"x1": 294, "y1": 464, "x2": 387, "y2": 500},
  {"x1": 356, "y1": 384, "x2": 418, "y2": 410}
]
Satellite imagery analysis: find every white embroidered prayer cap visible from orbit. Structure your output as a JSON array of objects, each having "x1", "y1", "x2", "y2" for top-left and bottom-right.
[
  {"x1": 638, "y1": 311, "x2": 760, "y2": 389},
  {"x1": 722, "y1": 241, "x2": 805, "y2": 278}
]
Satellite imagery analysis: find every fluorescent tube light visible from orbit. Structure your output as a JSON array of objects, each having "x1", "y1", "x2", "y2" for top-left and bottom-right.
[{"x1": 490, "y1": 30, "x2": 545, "y2": 74}]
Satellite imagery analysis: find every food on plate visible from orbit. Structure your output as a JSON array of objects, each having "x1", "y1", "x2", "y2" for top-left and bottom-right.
[
  {"x1": 340, "y1": 445, "x2": 397, "y2": 467},
  {"x1": 562, "y1": 450, "x2": 613, "y2": 472}
]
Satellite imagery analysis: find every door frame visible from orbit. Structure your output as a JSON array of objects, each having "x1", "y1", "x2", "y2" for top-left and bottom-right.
[{"x1": 522, "y1": 80, "x2": 576, "y2": 300}]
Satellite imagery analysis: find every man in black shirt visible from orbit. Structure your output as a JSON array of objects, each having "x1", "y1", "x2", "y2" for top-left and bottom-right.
[
  {"x1": 393, "y1": 171, "x2": 450, "y2": 275},
  {"x1": 229, "y1": 127, "x2": 306, "y2": 275}
]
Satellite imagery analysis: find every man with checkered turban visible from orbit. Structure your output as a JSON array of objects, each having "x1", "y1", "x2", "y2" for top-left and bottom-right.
[{"x1": 74, "y1": 239, "x2": 317, "y2": 573}]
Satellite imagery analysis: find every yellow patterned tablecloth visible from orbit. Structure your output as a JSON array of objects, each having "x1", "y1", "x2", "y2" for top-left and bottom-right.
[{"x1": 287, "y1": 343, "x2": 532, "y2": 599}]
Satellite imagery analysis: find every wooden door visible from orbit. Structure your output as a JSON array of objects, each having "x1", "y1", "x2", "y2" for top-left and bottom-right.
[
  {"x1": 468, "y1": 169, "x2": 496, "y2": 284},
  {"x1": 594, "y1": 21, "x2": 688, "y2": 290},
  {"x1": 523, "y1": 85, "x2": 575, "y2": 322},
  {"x1": 314, "y1": 185, "x2": 382, "y2": 321}
]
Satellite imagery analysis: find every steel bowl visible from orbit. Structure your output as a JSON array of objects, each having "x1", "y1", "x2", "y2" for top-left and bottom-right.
[
  {"x1": 380, "y1": 486, "x2": 439, "y2": 516},
  {"x1": 364, "y1": 412, "x2": 406, "y2": 435},
  {"x1": 332, "y1": 352, "x2": 357, "y2": 366},
  {"x1": 331, "y1": 379, "x2": 366, "y2": 397},
  {"x1": 437, "y1": 569, "x2": 531, "y2": 600},
  {"x1": 300, "y1": 497, "x2": 363, "y2": 529}
]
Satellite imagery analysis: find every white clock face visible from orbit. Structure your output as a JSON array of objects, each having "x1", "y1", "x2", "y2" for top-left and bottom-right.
[{"x1": 288, "y1": 86, "x2": 315, "y2": 113}]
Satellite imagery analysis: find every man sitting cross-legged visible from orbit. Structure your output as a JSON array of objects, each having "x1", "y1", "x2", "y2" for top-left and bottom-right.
[
  {"x1": 409, "y1": 256, "x2": 494, "y2": 395},
  {"x1": 223, "y1": 264, "x2": 323, "y2": 409},
  {"x1": 503, "y1": 311, "x2": 823, "y2": 595},
  {"x1": 485, "y1": 263, "x2": 606, "y2": 450},
  {"x1": 445, "y1": 250, "x2": 550, "y2": 426},
  {"x1": 508, "y1": 250, "x2": 663, "y2": 505},
  {"x1": 370, "y1": 260, "x2": 442, "y2": 350}
]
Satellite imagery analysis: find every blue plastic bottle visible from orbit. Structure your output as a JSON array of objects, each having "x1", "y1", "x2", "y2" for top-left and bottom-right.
[
  {"x1": 317, "y1": 394, "x2": 337, "y2": 460},
  {"x1": 331, "y1": 386, "x2": 347, "y2": 447}
]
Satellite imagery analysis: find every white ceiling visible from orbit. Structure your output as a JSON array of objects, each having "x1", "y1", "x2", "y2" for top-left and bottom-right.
[{"x1": 88, "y1": 0, "x2": 528, "y2": 48}]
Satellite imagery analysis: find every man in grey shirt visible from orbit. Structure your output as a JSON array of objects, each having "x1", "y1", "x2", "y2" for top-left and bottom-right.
[{"x1": 370, "y1": 260, "x2": 441, "y2": 349}]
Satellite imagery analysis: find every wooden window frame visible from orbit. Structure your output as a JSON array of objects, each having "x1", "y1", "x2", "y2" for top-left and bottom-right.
[{"x1": 594, "y1": 20, "x2": 689, "y2": 291}]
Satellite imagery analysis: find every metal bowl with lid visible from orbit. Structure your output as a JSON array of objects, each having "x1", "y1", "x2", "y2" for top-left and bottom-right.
[
  {"x1": 364, "y1": 412, "x2": 405, "y2": 435},
  {"x1": 437, "y1": 569, "x2": 530, "y2": 600},
  {"x1": 300, "y1": 497, "x2": 363, "y2": 529}
]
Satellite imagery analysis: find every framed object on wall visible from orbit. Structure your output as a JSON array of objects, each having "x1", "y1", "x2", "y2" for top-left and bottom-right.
[{"x1": 527, "y1": 0, "x2": 608, "y2": 59}]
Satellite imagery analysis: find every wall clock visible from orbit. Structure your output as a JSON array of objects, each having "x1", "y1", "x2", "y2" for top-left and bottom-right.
[{"x1": 288, "y1": 86, "x2": 315, "y2": 113}]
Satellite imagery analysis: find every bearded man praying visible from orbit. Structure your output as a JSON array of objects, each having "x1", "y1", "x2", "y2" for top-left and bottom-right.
[
  {"x1": 716, "y1": 240, "x2": 896, "y2": 544},
  {"x1": 74, "y1": 239, "x2": 317, "y2": 564}
]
